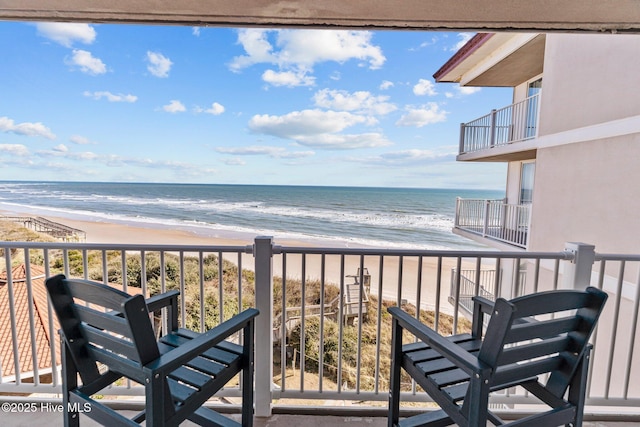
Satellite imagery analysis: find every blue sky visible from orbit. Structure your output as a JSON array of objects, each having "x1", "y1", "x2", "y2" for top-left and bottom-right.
[{"x1": 0, "y1": 22, "x2": 510, "y2": 189}]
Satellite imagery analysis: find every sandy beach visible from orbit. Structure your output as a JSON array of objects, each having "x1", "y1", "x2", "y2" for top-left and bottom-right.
[{"x1": 2, "y1": 210, "x2": 465, "y2": 315}]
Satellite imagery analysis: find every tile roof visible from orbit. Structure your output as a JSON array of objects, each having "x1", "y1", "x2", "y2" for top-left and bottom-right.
[
  {"x1": 0, "y1": 266, "x2": 146, "y2": 380},
  {"x1": 0, "y1": 264, "x2": 60, "y2": 379}
]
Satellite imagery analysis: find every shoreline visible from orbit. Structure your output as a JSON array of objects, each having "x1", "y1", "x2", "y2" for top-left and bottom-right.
[
  {"x1": 0, "y1": 207, "x2": 338, "y2": 248},
  {"x1": 1, "y1": 208, "x2": 464, "y2": 314}
]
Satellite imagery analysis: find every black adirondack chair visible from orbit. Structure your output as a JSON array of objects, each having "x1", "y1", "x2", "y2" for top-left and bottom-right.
[
  {"x1": 46, "y1": 274, "x2": 259, "y2": 427},
  {"x1": 388, "y1": 287, "x2": 607, "y2": 427}
]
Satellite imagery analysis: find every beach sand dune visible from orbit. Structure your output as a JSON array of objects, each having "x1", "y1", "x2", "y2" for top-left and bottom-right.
[{"x1": 3, "y1": 212, "x2": 467, "y2": 315}]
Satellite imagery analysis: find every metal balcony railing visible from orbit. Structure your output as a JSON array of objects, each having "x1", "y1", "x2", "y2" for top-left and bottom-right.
[
  {"x1": 0, "y1": 238, "x2": 639, "y2": 418},
  {"x1": 455, "y1": 198, "x2": 530, "y2": 248},
  {"x1": 459, "y1": 93, "x2": 540, "y2": 154}
]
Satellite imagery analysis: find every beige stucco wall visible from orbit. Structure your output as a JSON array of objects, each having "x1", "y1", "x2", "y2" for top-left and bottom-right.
[
  {"x1": 528, "y1": 133, "x2": 640, "y2": 253},
  {"x1": 505, "y1": 161, "x2": 524, "y2": 203},
  {"x1": 538, "y1": 33, "x2": 640, "y2": 136}
]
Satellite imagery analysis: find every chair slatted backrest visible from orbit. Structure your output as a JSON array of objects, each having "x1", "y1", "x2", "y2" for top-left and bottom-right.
[
  {"x1": 477, "y1": 287, "x2": 607, "y2": 398},
  {"x1": 46, "y1": 275, "x2": 160, "y2": 385}
]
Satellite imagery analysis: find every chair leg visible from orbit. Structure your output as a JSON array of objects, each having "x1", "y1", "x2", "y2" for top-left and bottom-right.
[
  {"x1": 242, "y1": 321, "x2": 255, "y2": 427},
  {"x1": 567, "y1": 347, "x2": 592, "y2": 427},
  {"x1": 61, "y1": 339, "x2": 79, "y2": 427},
  {"x1": 464, "y1": 376, "x2": 490, "y2": 427},
  {"x1": 388, "y1": 319, "x2": 403, "y2": 427}
]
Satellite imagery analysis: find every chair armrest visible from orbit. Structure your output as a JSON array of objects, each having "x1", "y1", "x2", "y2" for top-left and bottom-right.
[
  {"x1": 145, "y1": 308, "x2": 259, "y2": 375},
  {"x1": 472, "y1": 296, "x2": 495, "y2": 314},
  {"x1": 146, "y1": 290, "x2": 180, "y2": 314},
  {"x1": 388, "y1": 307, "x2": 490, "y2": 377}
]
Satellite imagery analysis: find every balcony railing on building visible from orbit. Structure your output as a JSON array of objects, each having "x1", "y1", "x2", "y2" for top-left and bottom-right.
[
  {"x1": 1, "y1": 238, "x2": 639, "y2": 420},
  {"x1": 455, "y1": 198, "x2": 530, "y2": 248},
  {"x1": 459, "y1": 92, "x2": 540, "y2": 154}
]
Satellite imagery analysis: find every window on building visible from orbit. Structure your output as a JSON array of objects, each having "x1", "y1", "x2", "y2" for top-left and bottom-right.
[
  {"x1": 520, "y1": 162, "x2": 535, "y2": 204},
  {"x1": 526, "y1": 78, "x2": 542, "y2": 138}
]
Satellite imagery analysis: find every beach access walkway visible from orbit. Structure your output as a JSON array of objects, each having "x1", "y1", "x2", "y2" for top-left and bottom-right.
[{"x1": 0, "y1": 216, "x2": 86, "y2": 242}]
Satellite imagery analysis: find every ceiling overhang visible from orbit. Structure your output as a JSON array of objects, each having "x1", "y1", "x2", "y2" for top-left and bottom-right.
[
  {"x1": 434, "y1": 33, "x2": 546, "y2": 87},
  {"x1": 1, "y1": 0, "x2": 639, "y2": 33}
]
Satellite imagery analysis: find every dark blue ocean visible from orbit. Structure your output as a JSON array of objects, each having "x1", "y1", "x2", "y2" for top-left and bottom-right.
[{"x1": 0, "y1": 181, "x2": 503, "y2": 250}]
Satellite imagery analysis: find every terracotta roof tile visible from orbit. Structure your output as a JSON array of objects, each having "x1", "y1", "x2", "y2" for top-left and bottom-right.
[
  {"x1": 1, "y1": 266, "x2": 145, "y2": 380},
  {"x1": 0, "y1": 265, "x2": 59, "y2": 379}
]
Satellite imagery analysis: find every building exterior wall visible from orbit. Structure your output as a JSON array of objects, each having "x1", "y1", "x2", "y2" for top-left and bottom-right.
[
  {"x1": 528, "y1": 133, "x2": 640, "y2": 253},
  {"x1": 513, "y1": 73, "x2": 542, "y2": 104},
  {"x1": 538, "y1": 33, "x2": 640, "y2": 136},
  {"x1": 505, "y1": 161, "x2": 524, "y2": 203}
]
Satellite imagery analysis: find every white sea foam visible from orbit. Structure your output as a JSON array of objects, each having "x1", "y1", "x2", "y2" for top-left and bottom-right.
[
  {"x1": 0, "y1": 200, "x2": 452, "y2": 250},
  {"x1": 0, "y1": 182, "x2": 500, "y2": 250}
]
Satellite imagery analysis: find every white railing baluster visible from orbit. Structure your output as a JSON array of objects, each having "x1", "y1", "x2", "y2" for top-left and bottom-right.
[
  {"x1": 454, "y1": 198, "x2": 531, "y2": 248},
  {"x1": 460, "y1": 93, "x2": 540, "y2": 154},
  {"x1": 0, "y1": 239, "x2": 638, "y2": 417}
]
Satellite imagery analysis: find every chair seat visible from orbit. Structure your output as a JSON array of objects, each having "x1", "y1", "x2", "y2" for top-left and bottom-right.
[
  {"x1": 403, "y1": 334, "x2": 482, "y2": 404},
  {"x1": 158, "y1": 329, "x2": 245, "y2": 405}
]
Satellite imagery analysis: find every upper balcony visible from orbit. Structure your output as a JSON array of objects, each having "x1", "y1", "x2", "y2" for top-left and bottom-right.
[{"x1": 458, "y1": 93, "x2": 540, "y2": 162}]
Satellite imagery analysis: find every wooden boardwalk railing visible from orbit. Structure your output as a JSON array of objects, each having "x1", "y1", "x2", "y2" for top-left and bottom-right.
[{"x1": 0, "y1": 216, "x2": 86, "y2": 242}]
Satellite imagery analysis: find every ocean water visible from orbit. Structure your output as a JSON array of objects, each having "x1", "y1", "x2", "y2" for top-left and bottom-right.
[{"x1": 0, "y1": 181, "x2": 503, "y2": 250}]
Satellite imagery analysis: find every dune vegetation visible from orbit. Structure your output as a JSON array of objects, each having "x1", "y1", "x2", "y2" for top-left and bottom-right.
[{"x1": 1, "y1": 222, "x2": 470, "y2": 392}]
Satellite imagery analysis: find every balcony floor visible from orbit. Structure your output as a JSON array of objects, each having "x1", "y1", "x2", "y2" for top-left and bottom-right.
[{"x1": 2, "y1": 411, "x2": 637, "y2": 426}]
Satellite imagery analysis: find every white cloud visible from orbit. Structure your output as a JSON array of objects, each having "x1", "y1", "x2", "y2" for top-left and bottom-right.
[
  {"x1": 215, "y1": 145, "x2": 315, "y2": 159},
  {"x1": 458, "y1": 86, "x2": 481, "y2": 95},
  {"x1": 444, "y1": 85, "x2": 482, "y2": 98},
  {"x1": 262, "y1": 69, "x2": 315, "y2": 87},
  {"x1": 396, "y1": 103, "x2": 448, "y2": 127},
  {"x1": 83, "y1": 91, "x2": 138, "y2": 103},
  {"x1": 248, "y1": 109, "x2": 390, "y2": 149},
  {"x1": 36, "y1": 148, "x2": 99, "y2": 161},
  {"x1": 452, "y1": 32, "x2": 475, "y2": 51},
  {"x1": 36, "y1": 23, "x2": 96, "y2": 47},
  {"x1": 2, "y1": 143, "x2": 218, "y2": 178},
  {"x1": 413, "y1": 79, "x2": 437, "y2": 96},
  {"x1": 350, "y1": 149, "x2": 456, "y2": 166},
  {"x1": 195, "y1": 102, "x2": 225, "y2": 115},
  {"x1": 230, "y1": 29, "x2": 385, "y2": 87},
  {"x1": 69, "y1": 135, "x2": 97, "y2": 145},
  {"x1": 0, "y1": 116, "x2": 56, "y2": 140},
  {"x1": 276, "y1": 29, "x2": 385, "y2": 69},
  {"x1": 224, "y1": 158, "x2": 246, "y2": 166},
  {"x1": 313, "y1": 89, "x2": 396, "y2": 115},
  {"x1": 147, "y1": 51, "x2": 173, "y2": 78},
  {"x1": 192, "y1": 27, "x2": 201, "y2": 37},
  {"x1": 162, "y1": 100, "x2": 186, "y2": 113},
  {"x1": 249, "y1": 109, "x2": 367, "y2": 137},
  {"x1": 294, "y1": 132, "x2": 391, "y2": 149},
  {"x1": 409, "y1": 36, "x2": 440, "y2": 51},
  {"x1": 0, "y1": 143, "x2": 30, "y2": 156},
  {"x1": 229, "y1": 29, "x2": 275, "y2": 71},
  {"x1": 68, "y1": 49, "x2": 107, "y2": 75},
  {"x1": 380, "y1": 80, "x2": 394, "y2": 90}
]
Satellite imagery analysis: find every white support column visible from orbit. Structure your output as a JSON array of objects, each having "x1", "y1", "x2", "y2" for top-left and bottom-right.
[
  {"x1": 459, "y1": 123, "x2": 466, "y2": 153},
  {"x1": 252, "y1": 236, "x2": 274, "y2": 417},
  {"x1": 562, "y1": 242, "x2": 596, "y2": 290},
  {"x1": 489, "y1": 109, "x2": 497, "y2": 147},
  {"x1": 483, "y1": 199, "x2": 490, "y2": 237}
]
